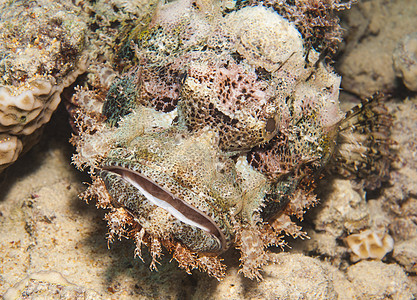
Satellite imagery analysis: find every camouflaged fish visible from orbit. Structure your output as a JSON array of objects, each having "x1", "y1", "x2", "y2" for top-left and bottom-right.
[{"x1": 71, "y1": 0, "x2": 393, "y2": 280}]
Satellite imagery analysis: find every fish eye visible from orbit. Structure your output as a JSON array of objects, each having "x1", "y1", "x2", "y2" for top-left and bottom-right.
[{"x1": 265, "y1": 117, "x2": 276, "y2": 133}]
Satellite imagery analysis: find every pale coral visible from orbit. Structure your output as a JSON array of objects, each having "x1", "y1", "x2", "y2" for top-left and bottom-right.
[
  {"x1": 0, "y1": 134, "x2": 22, "y2": 168},
  {"x1": 345, "y1": 229, "x2": 394, "y2": 262}
]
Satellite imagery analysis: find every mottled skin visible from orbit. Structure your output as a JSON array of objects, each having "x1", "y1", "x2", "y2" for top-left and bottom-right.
[
  {"x1": 72, "y1": 0, "x2": 393, "y2": 280},
  {"x1": 100, "y1": 126, "x2": 240, "y2": 253}
]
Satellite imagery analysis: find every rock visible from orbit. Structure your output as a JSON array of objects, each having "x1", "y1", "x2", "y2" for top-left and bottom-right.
[
  {"x1": 346, "y1": 260, "x2": 414, "y2": 299},
  {"x1": 393, "y1": 238, "x2": 417, "y2": 273},
  {"x1": 314, "y1": 179, "x2": 369, "y2": 237},
  {"x1": 337, "y1": 0, "x2": 417, "y2": 96},
  {"x1": 193, "y1": 253, "x2": 356, "y2": 300},
  {"x1": 393, "y1": 32, "x2": 417, "y2": 91},
  {"x1": 3, "y1": 271, "x2": 102, "y2": 300}
]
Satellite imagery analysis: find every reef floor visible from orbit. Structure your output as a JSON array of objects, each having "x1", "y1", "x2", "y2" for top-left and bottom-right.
[{"x1": 1, "y1": 0, "x2": 417, "y2": 298}]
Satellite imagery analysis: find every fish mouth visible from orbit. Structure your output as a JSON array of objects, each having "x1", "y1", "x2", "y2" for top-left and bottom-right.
[{"x1": 101, "y1": 165, "x2": 228, "y2": 253}]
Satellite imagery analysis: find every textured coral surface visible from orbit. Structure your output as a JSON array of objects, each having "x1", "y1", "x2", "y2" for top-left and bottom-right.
[
  {"x1": 0, "y1": 0, "x2": 88, "y2": 172},
  {"x1": 0, "y1": 0, "x2": 416, "y2": 299}
]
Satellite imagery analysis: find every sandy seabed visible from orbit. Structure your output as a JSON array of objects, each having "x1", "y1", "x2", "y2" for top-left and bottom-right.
[{"x1": 1, "y1": 0, "x2": 417, "y2": 299}]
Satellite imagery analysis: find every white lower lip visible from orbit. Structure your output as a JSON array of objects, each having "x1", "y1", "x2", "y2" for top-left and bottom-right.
[
  {"x1": 122, "y1": 174, "x2": 211, "y2": 233},
  {"x1": 102, "y1": 165, "x2": 226, "y2": 252}
]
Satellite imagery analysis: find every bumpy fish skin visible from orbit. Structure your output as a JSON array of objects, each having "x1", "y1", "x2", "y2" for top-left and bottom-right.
[
  {"x1": 72, "y1": 0, "x2": 392, "y2": 280},
  {"x1": 100, "y1": 126, "x2": 239, "y2": 253}
]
